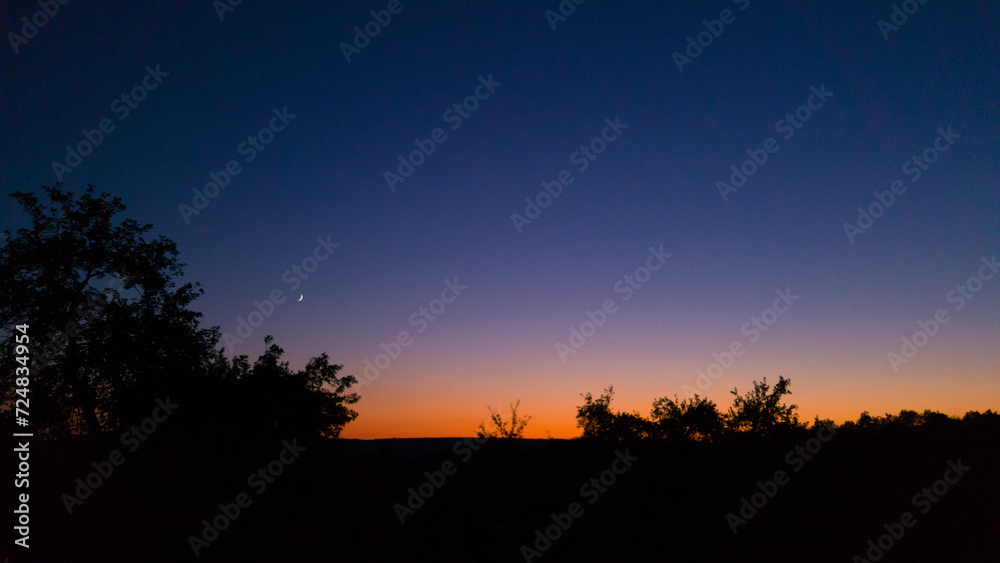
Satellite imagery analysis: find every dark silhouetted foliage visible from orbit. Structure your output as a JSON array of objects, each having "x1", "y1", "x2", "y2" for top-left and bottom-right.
[
  {"x1": 726, "y1": 375, "x2": 800, "y2": 435},
  {"x1": 575, "y1": 386, "x2": 656, "y2": 441},
  {"x1": 477, "y1": 399, "x2": 531, "y2": 438},
  {"x1": 576, "y1": 386, "x2": 617, "y2": 438},
  {"x1": 578, "y1": 377, "x2": 801, "y2": 441},
  {"x1": 650, "y1": 394, "x2": 725, "y2": 442},
  {"x1": 0, "y1": 184, "x2": 360, "y2": 442},
  {"x1": 201, "y1": 335, "x2": 359, "y2": 440},
  {"x1": 0, "y1": 184, "x2": 216, "y2": 437}
]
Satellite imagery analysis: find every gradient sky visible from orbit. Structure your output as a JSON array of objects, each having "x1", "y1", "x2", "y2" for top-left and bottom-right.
[{"x1": 2, "y1": 1, "x2": 997, "y2": 438}]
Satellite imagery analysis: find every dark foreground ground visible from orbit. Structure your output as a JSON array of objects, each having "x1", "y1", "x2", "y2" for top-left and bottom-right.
[{"x1": 3, "y1": 418, "x2": 998, "y2": 562}]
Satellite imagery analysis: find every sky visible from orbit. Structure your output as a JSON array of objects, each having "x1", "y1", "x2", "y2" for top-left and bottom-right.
[{"x1": 2, "y1": 1, "x2": 997, "y2": 439}]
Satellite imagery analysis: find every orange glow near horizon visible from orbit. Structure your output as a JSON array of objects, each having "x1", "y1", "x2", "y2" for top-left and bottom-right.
[{"x1": 338, "y1": 349, "x2": 998, "y2": 439}]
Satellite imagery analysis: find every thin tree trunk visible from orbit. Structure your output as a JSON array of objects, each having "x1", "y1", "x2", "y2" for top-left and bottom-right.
[{"x1": 66, "y1": 336, "x2": 101, "y2": 440}]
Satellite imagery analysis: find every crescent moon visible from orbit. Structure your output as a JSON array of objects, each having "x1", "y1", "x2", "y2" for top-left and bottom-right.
[{"x1": 298, "y1": 294, "x2": 303, "y2": 302}]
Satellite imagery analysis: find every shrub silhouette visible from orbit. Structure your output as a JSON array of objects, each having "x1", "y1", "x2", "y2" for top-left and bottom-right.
[{"x1": 477, "y1": 399, "x2": 531, "y2": 438}]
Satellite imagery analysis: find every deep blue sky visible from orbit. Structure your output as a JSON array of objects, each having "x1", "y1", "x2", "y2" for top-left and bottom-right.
[{"x1": 2, "y1": 1, "x2": 997, "y2": 437}]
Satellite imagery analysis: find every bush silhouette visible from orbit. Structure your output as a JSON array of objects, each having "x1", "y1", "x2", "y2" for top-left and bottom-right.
[{"x1": 477, "y1": 399, "x2": 531, "y2": 438}]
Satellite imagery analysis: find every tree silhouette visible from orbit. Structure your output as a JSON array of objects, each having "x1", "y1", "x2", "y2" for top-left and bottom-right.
[
  {"x1": 209, "y1": 336, "x2": 360, "y2": 440},
  {"x1": 650, "y1": 394, "x2": 724, "y2": 442},
  {"x1": 576, "y1": 386, "x2": 654, "y2": 440},
  {"x1": 726, "y1": 375, "x2": 800, "y2": 435},
  {"x1": 0, "y1": 184, "x2": 360, "y2": 440},
  {"x1": 576, "y1": 386, "x2": 617, "y2": 438},
  {"x1": 609, "y1": 410, "x2": 655, "y2": 441},
  {"x1": 0, "y1": 184, "x2": 216, "y2": 436}
]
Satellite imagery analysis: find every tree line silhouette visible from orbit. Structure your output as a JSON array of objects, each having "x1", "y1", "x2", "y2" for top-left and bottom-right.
[
  {"x1": 576, "y1": 377, "x2": 802, "y2": 442},
  {"x1": 2, "y1": 185, "x2": 998, "y2": 562},
  {"x1": 1, "y1": 184, "x2": 996, "y2": 444},
  {"x1": 572, "y1": 377, "x2": 997, "y2": 442}
]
